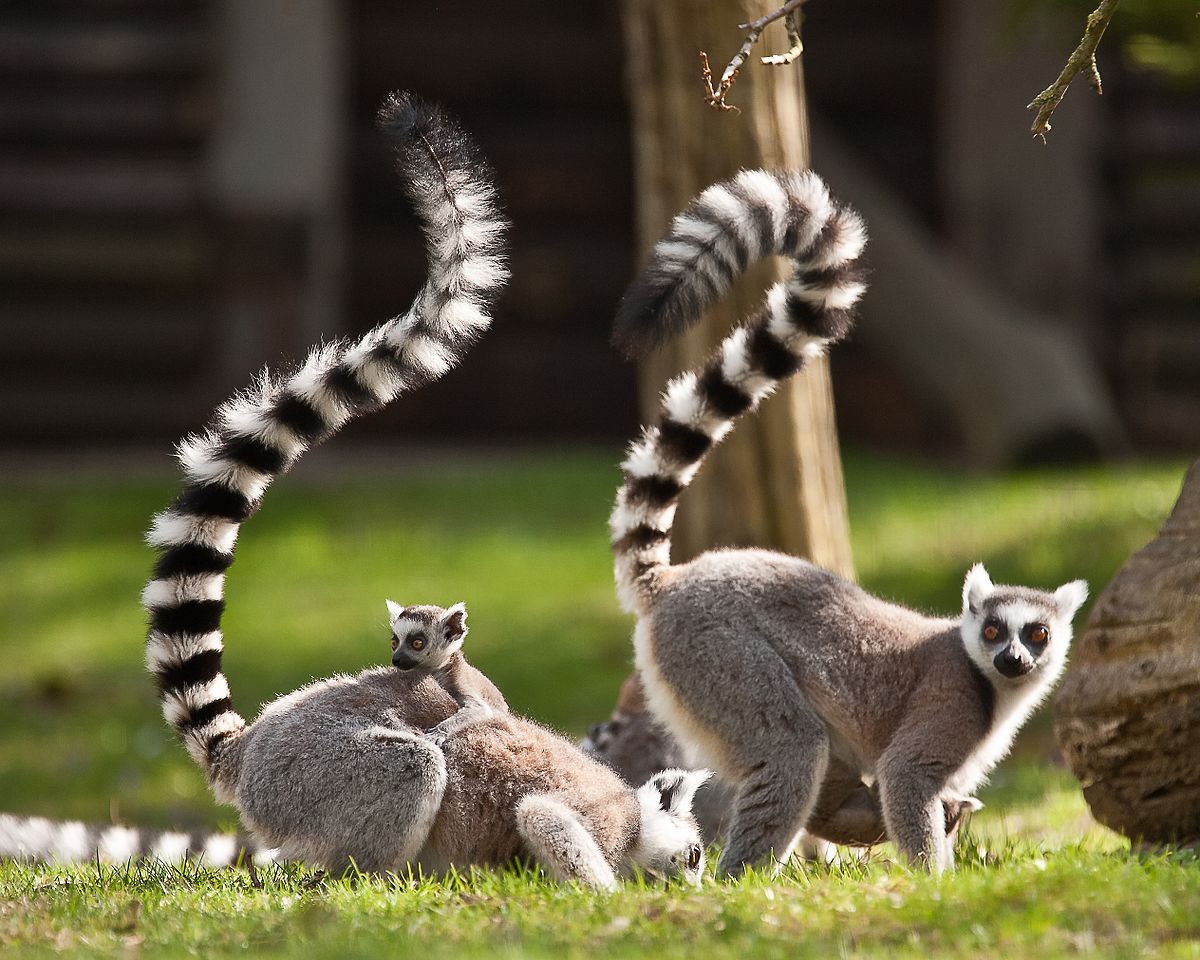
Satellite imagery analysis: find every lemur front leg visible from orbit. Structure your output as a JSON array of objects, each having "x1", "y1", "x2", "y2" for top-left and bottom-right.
[
  {"x1": 877, "y1": 754, "x2": 954, "y2": 874},
  {"x1": 514, "y1": 794, "x2": 618, "y2": 891},
  {"x1": 424, "y1": 697, "x2": 497, "y2": 747}
]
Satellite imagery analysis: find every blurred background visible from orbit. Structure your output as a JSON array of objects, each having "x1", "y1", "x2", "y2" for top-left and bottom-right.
[
  {"x1": 1, "y1": 0, "x2": 1198, "y2": 457},
  {"x1": 0, "y1": 0, "x2": 1196, "y2": 838}
]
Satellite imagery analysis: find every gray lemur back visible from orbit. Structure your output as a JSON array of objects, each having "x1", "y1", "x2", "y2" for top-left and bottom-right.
[{"x1": 608, "y1": 170, "x2": 1087, "y2": 876}]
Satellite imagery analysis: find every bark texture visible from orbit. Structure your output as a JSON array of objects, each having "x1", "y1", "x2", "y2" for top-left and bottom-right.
[
  {"x1": 1055, "y1": 460, "x2": 1200, "y2": 846},
  {"x1": 620, "y1": 0, "x2": 854, "y2": 575}
]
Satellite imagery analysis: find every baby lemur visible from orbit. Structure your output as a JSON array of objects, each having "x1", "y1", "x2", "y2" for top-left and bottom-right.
[
  {"x1": 608, "y1": 169, "x2": 1087, "y2": 876},
  {"x1": 385, "y1": 600, "x2": 501, "y2": 746},
  {"x1": 137, "y1": 93, "x2": 707, "y2": 887}
]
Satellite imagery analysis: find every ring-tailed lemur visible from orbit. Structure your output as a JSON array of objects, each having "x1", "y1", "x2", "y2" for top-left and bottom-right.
[
  {"x1": 131, "y1": 92, "x2": 709, "y2": 887},
  {"x1": 386, "y1": 601, "x2": 505, "y2": 746},
  {"x1": 608, "y1": 169, "x2": 1087, "y2": 876}
]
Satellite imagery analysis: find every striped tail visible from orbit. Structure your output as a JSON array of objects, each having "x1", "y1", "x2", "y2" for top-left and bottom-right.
[
  {"x1": 0, "y1": 813, "x2": 272, "y2": 867},
  {"x1": 609, "y1": 170, "x2": 867, "y2": 612},
  {"x1": 142, "y1": 92, "x2": 509, "y2": 776}
]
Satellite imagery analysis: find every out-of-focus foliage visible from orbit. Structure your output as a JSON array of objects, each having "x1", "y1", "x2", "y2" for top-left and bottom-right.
[{"x1": 1016, "y1": 0, "x2": 1200, "y2": 82}]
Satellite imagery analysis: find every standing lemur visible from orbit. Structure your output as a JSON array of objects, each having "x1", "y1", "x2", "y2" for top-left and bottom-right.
[
  {"x1": 0, "y1": 94, "x2": 709, "y2": 887},
  {"x1": 608, "y1": 169, "x2": 1088, "y2": 876}
]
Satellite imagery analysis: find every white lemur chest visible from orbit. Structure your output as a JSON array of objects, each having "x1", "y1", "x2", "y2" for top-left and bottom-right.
[{"x1": 948, "y1": 680, "x2": 1050, "y2": 795}]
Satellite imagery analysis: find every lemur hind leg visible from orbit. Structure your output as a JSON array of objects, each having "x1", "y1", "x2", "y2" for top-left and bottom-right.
[
  {"x1": 716, "y1": 703, "x2": 831, "y2": 878},
  {"x1": 241, "y1": 723, "x2": 447, "y2": 874},
  {"x1": 515, "y1": 794, "x2": 617, "y2": 891}
]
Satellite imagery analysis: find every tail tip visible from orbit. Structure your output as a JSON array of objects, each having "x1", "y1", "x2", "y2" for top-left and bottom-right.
[
  {"x1": 611, "y1": 299, "x2": 684, "y2": 360},
  {"x1": 376, "y1": 90, "x2": 437, "y2": 141}
]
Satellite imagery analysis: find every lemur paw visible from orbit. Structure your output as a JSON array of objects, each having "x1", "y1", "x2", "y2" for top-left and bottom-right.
[{"x1": 424, "y1": 725, "x2": 452, "y2": 748}]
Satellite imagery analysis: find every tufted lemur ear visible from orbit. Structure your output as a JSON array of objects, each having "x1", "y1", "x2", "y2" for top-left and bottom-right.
[
  {"x1": 439, "y1": 602, "x2": 469, "y2": 642},
  {"x1": 962, "y1": 563, "x2": 994, "y2": 615},
  {"x1": 385, "y1": 599, "x2": 406, "y2": 624},
  {"x1": 1053, "y1": 580, "x2": 1089, "y2": 620},
  {"x1": 642, "y1": 768, "x2": 713, "y2": 817}
]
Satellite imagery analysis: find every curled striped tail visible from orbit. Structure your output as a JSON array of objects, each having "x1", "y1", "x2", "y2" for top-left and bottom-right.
[
  {"x1": 142, "y1": 92, "x2": 509, "y2": 776},
  {"x1": 610, "y1": 170, "x2": 867, "y2": 612},
  {"x1": 0, "y1": 812, "x2": 270, "y2": 867}
]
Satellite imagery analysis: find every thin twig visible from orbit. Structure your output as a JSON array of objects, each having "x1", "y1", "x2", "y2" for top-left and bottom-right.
[
  {"x1": 760, "y1": 7, "x2": 803, "y2": 65},
  {"x1": 701, "y1": 0, "x2": 809, "y2": 111},
  {"x1": 1027, "y1": 0, "x2": 1121, "y2": 140},
  {"x1": 701, "y1": 51, "x2": 740, "y2": 112}
]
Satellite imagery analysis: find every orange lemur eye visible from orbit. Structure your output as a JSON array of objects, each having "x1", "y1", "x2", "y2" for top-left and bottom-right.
[
  {"x1": 409, "y1": 636, "x2": 426, "y2": 651},
  {"x1": 983, "y1": 624, "x2": 999, "y2": 642},
  {"x1": 390, "y1": 636, "x2": 399, "y2": 652},
  {"x1": 1030, "y1": 625, "x2": 1049, "y2": 644}
]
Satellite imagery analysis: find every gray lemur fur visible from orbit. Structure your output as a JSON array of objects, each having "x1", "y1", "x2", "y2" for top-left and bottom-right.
[
  {"x1": 134, "y1": 93, "x2": 708, "y2": 887},
  {"x1": 608, "y1": 169, "x2": 1088, "y2": 876}
]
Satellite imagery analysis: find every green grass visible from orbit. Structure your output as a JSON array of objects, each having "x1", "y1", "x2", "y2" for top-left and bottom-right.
[{"x1": 1, "y1": 448, "x2": 1196, "y2": 957}]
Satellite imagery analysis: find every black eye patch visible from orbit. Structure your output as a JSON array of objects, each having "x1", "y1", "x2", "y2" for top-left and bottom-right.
[
  {"x1": 1021, "y1": 623, "x2": 1050, "y2": 650},
  {"x1": 981, "y1": 618, "x2": 1007, "y2": 643}
]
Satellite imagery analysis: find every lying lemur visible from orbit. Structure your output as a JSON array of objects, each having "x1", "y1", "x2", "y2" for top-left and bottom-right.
[
  {"x1": 608, "y1": 169, "x2": 1087, "y2": 876},
  {"x1": 0, "y1": 94, "x2": 710, "y2": 888},
  {"x1": 3, "y1": 602, "x2": 709, "y2": 889}
]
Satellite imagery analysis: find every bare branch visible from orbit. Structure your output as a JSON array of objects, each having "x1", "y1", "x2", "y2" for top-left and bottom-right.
[
  {"x1": 760, "y1": 8, "x2": 803, "y2": 66},
  {"x1": 1027, "y1": 0, "x2": 1121, "y2": 140},
  {"x1": 700, "y1": 51, "x2": 740, "y2": 112},
  {"x1": 701, "y1": 0, "x2": 809, "y2": 111}
]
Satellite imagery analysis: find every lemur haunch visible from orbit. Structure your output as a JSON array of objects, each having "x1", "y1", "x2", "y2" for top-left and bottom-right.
[
  {"x1": 132, "y1": 93, "x2": 708, "y2": 887},
  {"x1": 609, "y1": 169, "x2": 1088, "y2": 876}
]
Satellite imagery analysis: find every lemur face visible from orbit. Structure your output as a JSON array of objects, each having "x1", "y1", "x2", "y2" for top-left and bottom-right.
[
  {"x1": 385, "y1": 600, "x2": 468, "y2": 672},
  {"x1": 960, "y1": 564, "x2": 1088, "y2": 684},
  {"x1": 632, "y1": 769, "x2": 711, "y2": 887}
]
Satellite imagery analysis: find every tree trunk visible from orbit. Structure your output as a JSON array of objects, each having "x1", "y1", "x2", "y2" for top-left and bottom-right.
[
  {"x1": 620, "y1": 0, "x2": 854, "y2": 576},
  {"x1": 1055, "y1": 460, "x2": 1200, "y2": 847}
]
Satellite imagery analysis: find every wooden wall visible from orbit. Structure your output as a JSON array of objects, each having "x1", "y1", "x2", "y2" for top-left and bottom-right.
[
  {"x1": 1, "y1": 0, "x2": 1196, "y2": 452},
  {"x1": 0, "y1": 0, "x2": 219, "y2": 447}
]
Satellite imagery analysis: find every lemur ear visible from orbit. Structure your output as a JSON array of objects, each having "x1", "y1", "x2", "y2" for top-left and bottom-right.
[
  {"x1": 962, "y1": 563, "x2": 994, "y2": 615},
  {"x1": 439, "y1": 602, "x2": 468, "y2": 640},
  {"x1": 1054, "y1": 580, "x2": 1089, "y2": 620},
  {"x1": 644, "y1": 768, "x2": 713, "y2": 816},
  {"x1": 385, "y1": 599, "x2": 405, "y2": 623}
]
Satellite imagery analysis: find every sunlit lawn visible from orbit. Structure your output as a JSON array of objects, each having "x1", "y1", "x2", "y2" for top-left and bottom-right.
[{"x1": 1, "y1": 448, "x2": 1195, "y2": 957}]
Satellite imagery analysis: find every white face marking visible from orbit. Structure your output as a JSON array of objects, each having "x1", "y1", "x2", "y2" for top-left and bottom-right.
[{"x1": 631, "y1": 770, "x2": 710, "y2": 886}]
